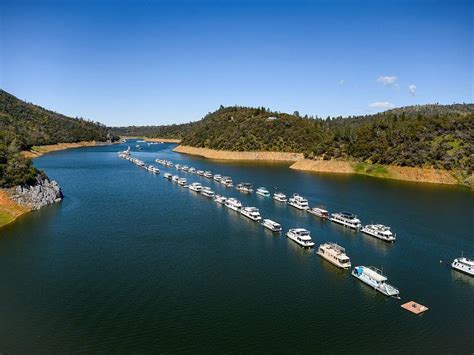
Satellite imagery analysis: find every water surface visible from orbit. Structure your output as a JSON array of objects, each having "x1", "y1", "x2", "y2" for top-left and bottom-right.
[{"x1": 0, "y1": 141, "x2": 472, "y2": 352}]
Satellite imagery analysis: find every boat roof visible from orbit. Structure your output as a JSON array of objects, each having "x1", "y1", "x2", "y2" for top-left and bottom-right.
[
  {"x1": 363, "y1": 266, "x2": 387, "y2": 282},
  {"x1": 263, "y1": 219, "x2": 280, "y2": 226},
  {"x1": 456, "y1": 257, "x2": 474, "y2": 266}
]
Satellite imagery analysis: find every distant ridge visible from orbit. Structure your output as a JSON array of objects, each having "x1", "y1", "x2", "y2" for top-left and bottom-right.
[{"x1": 112, "y1": 103, "x2": 473, "y2": 186}]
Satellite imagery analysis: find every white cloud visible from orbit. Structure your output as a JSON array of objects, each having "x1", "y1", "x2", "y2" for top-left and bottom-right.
[
  {"x1": 338, "y1": 79, "x2": 345, "y2": 85},
  {"x1": 408, "y1": 84, "x2": 417, "y2": 96},
  {"x1": 368, "y1": 101, "x2": 395, "y2": 110},
  {"x1": 376, "y1": 75, "x2": 398, "y2": 86}
]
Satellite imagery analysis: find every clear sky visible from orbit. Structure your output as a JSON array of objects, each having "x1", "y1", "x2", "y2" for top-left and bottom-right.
[{"x1": 1, "y1": 0, "x2": 472, "y2": 126}]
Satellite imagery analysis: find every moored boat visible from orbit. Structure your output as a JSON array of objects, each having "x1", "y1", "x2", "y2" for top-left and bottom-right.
[
  {"x1": 288, "y1": 194, "x2": 309, "y2": 210},
  {"x1": 308, "y1": 207, "x2": 329, "y2": 219},
  {"x1": 256, "y1": 187, "x2": 270, "y2": 197},
  {"x1": 236, "y1": 183, "x2": 253, "y2": 193},
  {"x1": 273, "y1": 192, "x2": 287, "y2": 202},
  {"x1": 286, "y1": 228, "x2": 314, "y2": 248},
  {"x1": 361, "y1": 224, "x2": 396, "y2": 242},
  {"x1": 316, "y1": 243, "x2": 351, "y2": 269},
  {"x1": 204, "y1": 171, "x2": 213, "y2": 179},
  {"x1": 201, "y1": 187, "x2": 215, "y2": 198},
  {"x1": 172, "y1": 175, "x2": 179, "y2": 182},
  {"x1": 451, "y1": 254, "x2": 474, "y2": 276},
  {"x1": 240, "y1": 207, "x2": 262, "y2": 221},
  {"x1": 189, "y1": 182, "x2": 203, "y2": 192},
  {"x1": 214, "y1": 195, "x2": 227, "y2": 205},
  {"x1": 225, "y1": 197, "x2": 242, "y2": 211},
  {"x1": 330, "y1": 212, "x2": 362, "y2": 230},
  {"x1": 213, "y1": 174, "x2": 222, "y2": 182},
  {"x1": 221, "y1": 177, "x2": 234, "y2": 187},
  {"x1": 261, "y1": 219, "x2": 282, "y2": 232},
  {"x1": 164, "y1": 173, "x2": 172, "y2": 180},
  {"x1": 178, "y1": 178, "x2": 188, "y2": 186},
  {"x1": 351, "y1": 266, "x2": 400, "y2": 298}
]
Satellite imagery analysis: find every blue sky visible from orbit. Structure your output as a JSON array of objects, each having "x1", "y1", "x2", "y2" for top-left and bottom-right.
[{"x1": 1, "y1": 0, "x2": 472, "y2": 126}]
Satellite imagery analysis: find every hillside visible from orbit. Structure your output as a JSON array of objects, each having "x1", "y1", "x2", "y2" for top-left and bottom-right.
[
  {"x1": 0, "y1": 90, "x2": 115, "y2": 187},
  {"x1": 119, "y1": 104, "x2": 474, "y2": 184}
]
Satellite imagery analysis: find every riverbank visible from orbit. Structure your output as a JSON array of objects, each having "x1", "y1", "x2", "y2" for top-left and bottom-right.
[
  {"x1": 173, "y1": 145, "x2": 304, "y2": 161},
  {"x1": 174, "y1": 145, "x2": 468, "y2": 187},
  {"x1": 22, "y1": 141, "x2": 97, "y2": 159}
]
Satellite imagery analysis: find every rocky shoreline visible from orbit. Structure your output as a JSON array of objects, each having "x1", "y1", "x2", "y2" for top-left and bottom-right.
[{"x1": 9, "y1": 175, "x2": 63, "y2": 210}]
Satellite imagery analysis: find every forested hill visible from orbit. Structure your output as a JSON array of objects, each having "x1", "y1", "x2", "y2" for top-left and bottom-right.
[
  {"x1": 0, "y1": 90, "x2": 114, "y2": 187},
  {"x1": 116, "y1": 104, "x2": 474, "y2": 181}
]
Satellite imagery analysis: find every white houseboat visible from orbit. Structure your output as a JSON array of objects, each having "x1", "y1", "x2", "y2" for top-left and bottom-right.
[
  {"x1": 286, "y1": 228, "x2": 314, "y2": 248},
  {"x1": 316, "y1": 243, "x2": 351, "y2": 269},
  {"x1": 236, "y1": 183, "x2": 253, "y2": 193},
  {"x1": 288, "y1": 194, "x2": 309, "y2": 210},
  {"x1": 273, "y1": 192, "x2": 287, "y2": 202},
  {"x1": 451, "y1": 254, "x2": 474, "y2": 276},
  {"x1": 351, "y1": 266, "x2": 400, "y2": 298},
  {"x1": 330, "y1": 212, "x2": 362, "y2": 230},
  {"x1": 240, "y1": 207, "x2": 262, "y2": 221},
  {"x1": 307, "y1": 207, "x2": 329, "y2": 219},
  {"x1": 262, "y1": 219, "x2": 282, "y2": 232},
  {"x1": 361, "y1": 224, "x2": 396, "y2": 242},
  {"x1": 256, "y1": 187, "x2": 270, "y2": 197},
  {"x1": 189, "y1": 182, "x2": 203, "y2": 192},
  {"x1": 225, "y1": 198, "x2": 242, "y2": 211}
]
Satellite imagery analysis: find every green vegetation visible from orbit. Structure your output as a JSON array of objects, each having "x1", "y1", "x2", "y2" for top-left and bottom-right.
[
  {"x1": 0, "y1": 90, "x2": 116, "y2": 188},
  {"x1": 354, "y1": 163, "x2": 389, "y2": 177},
  {"x1": 117, "y1": 104, "x2": 473, "y2": 184}
]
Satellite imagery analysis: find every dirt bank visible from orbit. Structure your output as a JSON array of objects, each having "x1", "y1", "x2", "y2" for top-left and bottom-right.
[
  {"x1": 22, "y1": 141, "x2": 97, "y2": 159},
  {"x1": 0, "y1": 189, "x2": 31, "y2": 229},
  {"x1": 175, "y1": 146, "x2": 464, "y2": 186},
  {"x1": 290, "y1": 159, "x2": 460, "y2": 185},
  {"x1": 173, "y1": 145, "x2": 304, "y2": 161}
]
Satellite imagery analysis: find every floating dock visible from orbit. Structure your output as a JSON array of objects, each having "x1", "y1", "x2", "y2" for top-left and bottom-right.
[{"x1": 401, "y1": 301, "x2": 429, "y2": 314}]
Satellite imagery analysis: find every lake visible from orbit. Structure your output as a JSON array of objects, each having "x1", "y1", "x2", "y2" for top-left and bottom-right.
[{"x1": 0, "y1": 140, "x2": 472, "y2": 353}]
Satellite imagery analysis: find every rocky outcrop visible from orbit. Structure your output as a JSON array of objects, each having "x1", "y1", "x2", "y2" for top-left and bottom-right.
[{"x1": 9, "y1": 175, "x2": 63, "y2": 210}]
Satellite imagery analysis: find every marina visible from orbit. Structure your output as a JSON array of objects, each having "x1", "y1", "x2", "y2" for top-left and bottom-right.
[{"x1": 2, "y1": 141, "x2": 471, "y2": 353}]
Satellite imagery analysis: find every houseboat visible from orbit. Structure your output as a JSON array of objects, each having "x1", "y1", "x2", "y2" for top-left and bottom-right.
[
  {"x1": 262, "y1": 219, "x2": 282, "y2": 232},
  {"x1": 316, "y1": 243, "x2": 351, "y2": 269},
  {"x1": 361, "y1": 224, "x2": 396, "y2": 242},
  {"x1": 288, "y1": 194, "x2": 309, "y2": 210},
  {"x1": 351, "y1": 266, "x2": 400, "y2": 298},
  {"x1": 240, "y1": 207, "x2": 262, "y2": 221},
  {"x1": 330, "y1": 212, "x2": 362, "y2": 230},
  {"x1": 286, "y1": 228, "x2": 314, "y2": 248},
  {"x1": 308, "y1": 207, "x2": 329, "y2": 219},
  {"x1": 273, "y1": 192, "x2": 288, "y2": 202}
]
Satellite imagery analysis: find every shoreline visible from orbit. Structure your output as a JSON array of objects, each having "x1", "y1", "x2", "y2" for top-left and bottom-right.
[
  {"x1": 173, "y1": 145, "x2": 304, "y2": 162},
  {"x1": 174, "y1": 145, "x2": 468, "y2": 187},
  {"x1": 2, "y1": 141, "x2": 100, "y2": 229},
  {"x1": 22, "y1": 141, "x2": 98, "y2": 159}
]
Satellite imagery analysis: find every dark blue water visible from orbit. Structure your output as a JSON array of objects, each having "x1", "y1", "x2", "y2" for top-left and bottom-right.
[{"x1": 0, "y1": 141, "x2": 472, "y2": 353}]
